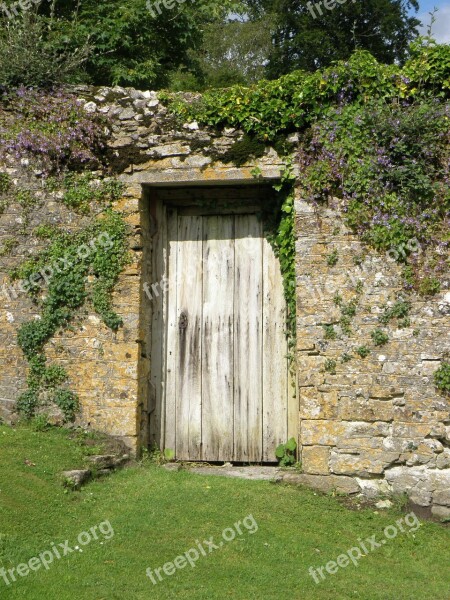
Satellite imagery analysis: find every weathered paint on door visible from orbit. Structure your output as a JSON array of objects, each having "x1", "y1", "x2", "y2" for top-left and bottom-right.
[{"x1": 150, "y1": 191, "x2": 294, "y2": 462}]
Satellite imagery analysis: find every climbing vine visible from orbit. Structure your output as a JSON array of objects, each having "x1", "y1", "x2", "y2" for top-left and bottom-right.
[
  {"x1": 298, "y1": 98, "x2": 449, "y2": 292},
  {"x1": 14, "y1": 207, "x2": 130, "y2": 421},
  {"x1": 266, "y1": 161, "x2": 297, "y2": 352},
  {"x1": 0, "y1": 87, "x2": 106, "y2": 173},
  {"x1": 0, "y1": 83, "x2": 131, "y2": 421},
  {"x1": 168, "y1": 41, "x2": 450, "y2": 141}
]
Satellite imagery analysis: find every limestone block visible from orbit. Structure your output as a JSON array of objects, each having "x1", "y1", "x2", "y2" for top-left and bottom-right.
[
  {"x1": 151, "y1": 143, "x2": 190, "y2": 157},
  {"x1": 302, "y1": 446, "x2": 330, "y2": 475},
  {"x1": 431, "y1": 505, "x2": 450, "y2": 519},
  {"x1": 282, "y1": 473, "x2": 360, "y2": 494},
  {"x1": 433, "y1": 488, "x2": 450, "y2": 506},
  {"x1": 300, "y1": 420, "x2": 346, "y2": 446},
  {"x1": 330, "y1": 449, "x2": 399, "y2": 476},
  {"x1": 338, "y1": 397, "x2": 395, "y2": 422},
  {"x1": 300, "y1": 388, "x2": 338, "y2": 420}
]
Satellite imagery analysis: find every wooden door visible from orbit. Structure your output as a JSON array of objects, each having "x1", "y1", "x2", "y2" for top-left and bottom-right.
[{"x1": 150, "y1": 194, "x2": 295, "y2": 462}]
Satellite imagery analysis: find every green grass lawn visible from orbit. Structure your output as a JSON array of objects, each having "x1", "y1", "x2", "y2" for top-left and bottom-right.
[{"x1": 0, "y1": 424, "x2": 449, "y2": 600}]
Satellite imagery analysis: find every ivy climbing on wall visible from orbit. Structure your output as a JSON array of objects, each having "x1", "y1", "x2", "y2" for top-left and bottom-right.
[
  {"x1": 0, "y1": 87, "x2": 130, "y2": 421},
  {"x1": 268, "y1": 162, "x2": 297, "y2": 352},
  {"x1": 15, "y1": 210, "x2": 130, "y2": 421},
  {"x1": 167, "y1": 42, "x2": 450, "y2": 141}
]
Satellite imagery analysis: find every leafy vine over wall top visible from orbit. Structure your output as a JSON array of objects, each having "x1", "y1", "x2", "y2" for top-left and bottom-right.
[{"x1": 168, "y1": 41, "x2": 450, "y2": 140}]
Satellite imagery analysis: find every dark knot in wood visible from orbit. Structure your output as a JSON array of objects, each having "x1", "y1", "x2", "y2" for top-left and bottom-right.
[{"x1": 179, "y1": 311, "x2": 188, "y2": 331}]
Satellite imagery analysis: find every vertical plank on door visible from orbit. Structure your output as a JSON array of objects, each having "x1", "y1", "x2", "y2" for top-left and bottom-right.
[
  {"x1": 262, "y1": 235, "x2": 289, "y2": 462},
  {"x1": 175, "y1": 216, "x2": 203, "y2": 460},
  {"x1": 164, "y1": 209, "x2": 179, "y2": 454},
  {"x1": 149, "y1": 198, "x2": 167, "y2": 448},
  {"x1": 202, "y1": 215, "x2": 235, "y2": 461},
  {"x1": 234, "y1": 215, "x2": 263, "y2": 462}
]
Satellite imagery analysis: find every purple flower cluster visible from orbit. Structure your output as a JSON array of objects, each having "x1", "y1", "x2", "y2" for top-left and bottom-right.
[
  {"x1": 0, "y1": 87, "x2": 106, "y2": 174},
  {"x1": 298, "y1": 98, "x2": 450, "y2": 287}
]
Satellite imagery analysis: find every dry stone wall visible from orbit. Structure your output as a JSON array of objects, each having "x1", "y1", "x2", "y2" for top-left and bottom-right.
[
  {"x1": 295, "y1": 197, "x2": 450, "y2": 518},
  {"x1": 0, "y1": 85, "x2": 448, "y2": 516}
]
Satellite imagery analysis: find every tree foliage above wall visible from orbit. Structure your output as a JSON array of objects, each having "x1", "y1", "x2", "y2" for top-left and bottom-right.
[
  {"x1": 0, "y1": 0, "x2": 432, "y2": 90},
  {"x1": 246, "y1": 0, "x2": 421, "y2": 76},
  {"x1": 0, "y1": 0, "x2": 244, "y2": 89}
]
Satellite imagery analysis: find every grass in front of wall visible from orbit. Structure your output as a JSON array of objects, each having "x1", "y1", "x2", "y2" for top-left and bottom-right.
[{"x1": 0, "y1": 424, "x2": 449, "y2": 600}]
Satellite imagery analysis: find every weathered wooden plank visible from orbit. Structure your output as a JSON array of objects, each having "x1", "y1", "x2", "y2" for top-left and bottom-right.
[
  {"x1": 202, "y1": 215, "x2": 235, "y2": 461},
  {"x1": 234, "y1": 215, "x2": 263, "y2": 462},
  {"x1": 157, "y1": 186, "x2": 273, "y2": 202},
  {"x1": 175, "y1": 216, "x2": 203, "y2": 460},
  {"x1": 164, "y1": 208, "x2": 179, "y2": 455},
  {"x1": 149, "y1": 196, "x2": 166, "y2": 449},
  {"x1": 262, "y1": 235, "x2": 289, "y2": 462},
  {"x1": 176, "y1": 205, "x2": 261, "y2": 217}
]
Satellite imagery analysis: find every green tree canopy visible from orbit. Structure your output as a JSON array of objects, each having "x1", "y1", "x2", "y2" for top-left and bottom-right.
[
  {"x1": 246, "y1": 0, "x2": 421, "y2": 77},
  {"x1": 184, "y1": 17, "x2": 274, "y2": 89},
  {"x1": 45, "y1": 0, "x2": 243, "y2": 88},
  {"x1": 0, "y1": 0, "x2": 243, "y2": 89},
  {"x1": 0, "y1": 0, "x2": 426, "y2": 90}
]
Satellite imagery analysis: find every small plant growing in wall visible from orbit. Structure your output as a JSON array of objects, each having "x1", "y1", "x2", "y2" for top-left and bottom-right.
[
  {"x1": 356, "y1": 346, "x2": 370, "y2": 358},
  {"x1": 355, "y1": 280, "x2": 364, "y2": 295},
  {"x1": 0, "y1": 197, "x2": 9, "y2": 215},
  {"x1": 333, "y1": 292, "x2": 343, "y2": 306},
  {"x1": 323, "y1": 324, "x2": 337, "y2": 340},
  {"x1": 326, "y1": 249, "x2": 338, "y2": 266},
  {"x1": 434, "y1": 362, "x2": 450, "y2": 394},
  {"x1": 371, "y1": 329, "x2": 389, "y2": 346},
  {"x1": 164, "y1": 448, "x2": 175, "y2": 462},
  {"x1": 0, "y1": 171, "x2": 11, "y2": 194},
  {"x1": 33, "y1": 224, "x2": 59, "y2": 239},
  {"x1": 339, "y1": 315, "x2": 352, "y2": 336},
  {"x1": 418, "y1": 277, "x2": 441, "y2": 296},
  {"x1": 341, "y1": 299, "x2": 358, "y2": 318},
  {"x1": 379, "y1": 299, "x2": 411, "y2": 325},
  {"x1": 398, "y1": 317, "x2": 411, "y2": 328},
  {"x1": 0, "y1": 238, "x2": 19, "y2": 257},
  {"x1": 352, "y1": 254, "x2": 364, "y2": 266},
  {"x1": 275, "y1": 437, "x2": 297, "y2": 466},
  {"x1": 324, "y1": 359, "x2": 337, "y2": 374}
]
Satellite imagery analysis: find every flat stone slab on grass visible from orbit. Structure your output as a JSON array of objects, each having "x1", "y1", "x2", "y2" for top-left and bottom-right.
[
  {"x1": 165, "y1": 464, "x2": 361, "y2": 495},
  {"x1": 167, "y1": 464, "x2": 284, "y2": 481}
]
